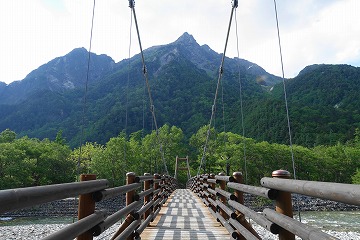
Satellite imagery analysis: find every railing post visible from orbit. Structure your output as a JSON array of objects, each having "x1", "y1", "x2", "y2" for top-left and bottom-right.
[
  {"x1": 111, "y1": 172, "x2": 137, "y2": 240},
  {"x1": 233, "y1": 172, "x2": 261, "y2": 240},
  {"x1": 153, "y1": 173, "x2": 160, "y2": 213},
  {"x1": 273, "y1": 170, "x2": 295, "y2": 240},
  {"x1": 161, "y1": 175, "x2": 166, "y2": 202},
  {"x1": 218, "y1": 172, "x2": 227, "y2": 219},
  {"x1": 203, "y1": 174, "x2": 209, "y2": 203},
  {"x1": 77, "y1": 174, "x2": 96, "y2": 240},
  {"x1": 193, "y1": 176, "x2": 198, "y2": 193},
  {"x1": 232, "y1": 172, "x2": 244, "y2": 204},
  {"x1": 144, "y1": 173, "x2": 151, "y2": 220},
  {"x1": 208, "y1": 173, "x2": 216, "y2": 212}
]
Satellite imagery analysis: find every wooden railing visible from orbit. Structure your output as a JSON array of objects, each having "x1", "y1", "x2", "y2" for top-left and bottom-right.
[
  {"x1": 0, "y1": 172, "x2": 177, "y2": 240},
  {"x1": 2, "y1": 169, "x2": 359, "y2": 240},
  {"x1": 187, "y1": 170, "x2": 360, "y2": 240}
]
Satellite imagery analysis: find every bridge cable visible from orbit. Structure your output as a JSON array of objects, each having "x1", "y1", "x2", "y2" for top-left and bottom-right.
[
  {"x1": 141, "y1": 71, "x2": 146, "y2": 174},
  {"x1": 220, "y1": 78, "x2": 229, "y2": 175},
  {"x1": 273, "y1": 0, "x2": 301, "y2": 222},
  {"x1": 77, "y1": 0, "x2": 96, "y2": 175},
  {"x1": 197, "y1": 0, "x2": 238, "y2": 175},
  {"x1": 122, "y1": 6, "x2": 134, "y2": 183},
  {"x1": 74, "y1": 0, "x2": 96, "y2": 223},
  {"x1": 234, "y1": 10, "x2": 249, "y2": 184},
  {"x1": 128, "y1": 0, "x2": 168, "y2": 175}
]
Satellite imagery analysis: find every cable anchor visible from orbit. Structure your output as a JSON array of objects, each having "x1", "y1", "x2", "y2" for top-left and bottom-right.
[
  {"x1": 128, "y1": 0, "x2": 135, "y2": 8},
  {"x1": 232, "y1": 0, "x2": 238, "y2": 8},
  {"x1": 219, "y1": 66, "x2": 224, "y2": 74}
]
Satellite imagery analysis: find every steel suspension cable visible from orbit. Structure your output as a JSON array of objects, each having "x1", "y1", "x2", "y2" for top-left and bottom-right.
[
  {"x1": 128, "y1": 0, "x2": 168, "y2": 175},
  {"x1": 273, "y1": 0, "x2": 296, "y2": 182},
  {"x1": 141, "y1": 67, "x2": 146, "y2": 174},
  {"x1": 125, "y1": 11, "x2": 132, "y2": 140},
  {"x1": 273, "y1": 0, "x2": 301, "y2": 221},
  {"x1": 234, "y1": 10, "x2": 248, "y2": 184},
  {"x1": 220, "y1": 79, "x2": 229, "y2": 175},
  {"x1": 74, "y1": 0, "x2": 96, "y2": 223},
  {"x1": 123, "y1": 7, "x2": 134, "y2": 179},
  {"x1": 78, "y1": 0, "x2": 96, "y2": 175},
  {"x1": 197, "y1": 0, "x2": 238, "y2": 175}
]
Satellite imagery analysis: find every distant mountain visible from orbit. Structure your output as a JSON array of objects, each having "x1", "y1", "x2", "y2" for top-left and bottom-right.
[
  {"x1": 0, "y1": 33, "x2": 359, "y2": 147},
  {"x1": 246, "y1": 64, "x2": 360, "y2": 146},
  {"x1": 144, "y1": 33, "x2": 281, "y2": 86},
  {"x1": 0, "y1": 48, "x2": 115, "y2": 105}
]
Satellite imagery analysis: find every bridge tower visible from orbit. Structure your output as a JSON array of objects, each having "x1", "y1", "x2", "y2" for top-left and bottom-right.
[{"x1": 174, "y1": 156, "x2": 191, "y2": 180}]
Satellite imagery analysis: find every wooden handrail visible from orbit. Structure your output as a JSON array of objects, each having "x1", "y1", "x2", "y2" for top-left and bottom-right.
[
  {"x1": 0, "y1": 172, "x2": 177, "y2": 240},
  {"x1": 2, "y1": 169, "x2": 357, "y2": 240},
  {"x1": 261, "y1": 177, "x2": 360, "y2": 206},
  {"x1": 0, "y1": 179, "x2": 109, "y2": 214},
  {"x1": 187, "y1": 169, "x2": 359, "y2": 240}
]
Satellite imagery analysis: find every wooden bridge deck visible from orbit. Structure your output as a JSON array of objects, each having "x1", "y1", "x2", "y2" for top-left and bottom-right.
[{"x1": 141, "y1": 189, "x2": 230, "y2": 240}]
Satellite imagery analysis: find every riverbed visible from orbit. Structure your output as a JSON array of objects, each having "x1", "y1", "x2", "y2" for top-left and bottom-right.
[{"x1": 1, "y1": 211, "x2": 359, "y2": 239}]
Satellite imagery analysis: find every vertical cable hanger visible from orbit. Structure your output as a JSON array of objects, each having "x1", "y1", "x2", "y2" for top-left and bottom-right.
[
  {"x1": 74, "y1": 0, "x2": 96, "y2": 223},
  {"x1": 78, "y1": 0, "x2": 96, "y2": 176},
  {"x1": 197, "y1": 0, "x2": 238, "y2": 175},
  {"x1": 234, "y1": 9, "x2": 248, "y2": 184},
  {"x1": 273, "y1": 0, "x2": 301, "y2": 221},
  {"x1": 128, "y1": 0, "x2": 168, "y2": 175},
  {"x1": 122, "y1": 4, "x2": 134, "y2": 183}
]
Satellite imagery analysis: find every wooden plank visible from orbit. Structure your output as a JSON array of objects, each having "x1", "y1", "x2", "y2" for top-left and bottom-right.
[{"x1": 141, "y1": 189, "x2": 231, "y2": 240}]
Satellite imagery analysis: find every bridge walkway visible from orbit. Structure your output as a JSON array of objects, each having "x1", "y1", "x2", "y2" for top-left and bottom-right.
[{"x1": 141, "y1": 189, "x2": 230, "y2": 240}]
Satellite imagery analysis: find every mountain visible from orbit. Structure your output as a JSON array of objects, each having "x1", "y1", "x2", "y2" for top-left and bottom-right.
[
  {"x1": 0, "y1": 48, "x2": 115, "y2": 105},
  {"x1": 0, "y1": 33, "x2": 359, "y2": 147},
  {"x1": 276, "y1": 64, "x2": 360, "y2": 145},
  {"x1": 244, "y1": 64, "x2": 360, "y2": 146}
]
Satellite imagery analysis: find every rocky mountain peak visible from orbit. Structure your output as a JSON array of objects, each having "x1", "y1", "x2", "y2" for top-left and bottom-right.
[{"x1": 174, "y1": 32, "x2": 198, "y2": 46}]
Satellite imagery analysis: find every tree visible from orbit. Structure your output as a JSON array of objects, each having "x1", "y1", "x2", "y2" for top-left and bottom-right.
[
  {"x1": 55, "y1": 130, "x2": 66, "y2": 145},
  {"x1": 352, "y1": 169, "x2": 360, "y2": 184},
  {"x1": 355, "y1": 128, "x2": 360, "y2": 146},
  {"x1": 90, "y1": 133, "x2": 130, "y2": 186},
  {"x1": 189, "y1": 125, "x2": 218, "y2": 174},
  {"x1": 0, "y1": 129, "x2": 16, "y2": 143},
  {"x1": 70, "y1": 142, "x2": 104, "y2": 175},
  {"x1": 0, "y1": 133, "x2": 73, "y2": 189},
  {"x1": 0, "y1": 142, "x2": 29, "y2": 189}
]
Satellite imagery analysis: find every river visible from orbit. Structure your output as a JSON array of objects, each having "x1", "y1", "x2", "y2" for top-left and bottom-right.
[{"x1": 1, "y1": 211, "x2": 359, "y2": 239}]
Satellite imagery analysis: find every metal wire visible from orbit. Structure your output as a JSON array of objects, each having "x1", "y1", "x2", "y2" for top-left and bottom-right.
[
  {"x1": 197, "y1": 3, "x2": 237, "y2": 175},
  {"x1": 129, "y1": 1, "x2": 168, "y2": 175},
  {"x1": 234, "y1": 10, "x2": 248, "y2": 184},
  {"x1": 123, "y1": 6, "x2": 133, "y2": 175},
  {"x1": 273, "y1": 0, "x2": 301, "y2": 222},
  {"x1": 74, "y1": 0, "x2": 96, "y2": 223}
]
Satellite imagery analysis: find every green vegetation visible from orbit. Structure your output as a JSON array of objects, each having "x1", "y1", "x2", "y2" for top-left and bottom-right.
[
  {"x1": 1, "y1": 125, "x2": 359, "y2": 189},
  {"x1": 0, "y1": 129, "x2": 73, "y2": 189},
  {"x1": 352, "y1": 169, "x2": 360, "y2": 184},
  {"x1": 3, "y1": 41, "x2": 360, "y2": 150}
]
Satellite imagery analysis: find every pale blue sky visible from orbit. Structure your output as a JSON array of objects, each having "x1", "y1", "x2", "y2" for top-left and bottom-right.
[{"x1": 0, "y1": 0, "x2": 359, "y2": 84}]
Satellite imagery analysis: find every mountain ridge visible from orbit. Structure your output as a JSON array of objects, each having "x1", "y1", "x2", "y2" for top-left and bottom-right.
[
  {"x1": 0, "y1": 48, "x2": 115, "y2": 105},
  {"x1": 0, "y1": 32, "x2": 359, "y2": 147}
]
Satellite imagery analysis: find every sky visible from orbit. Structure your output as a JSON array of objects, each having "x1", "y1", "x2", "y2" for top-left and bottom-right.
[{"x1": 1, "y1": 0, "x2": 359, "y2": 84}]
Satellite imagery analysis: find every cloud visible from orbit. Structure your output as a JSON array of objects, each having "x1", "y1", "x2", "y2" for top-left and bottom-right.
[{"x1": 0, "y1": 0, "x2": 359, "y2": 84}]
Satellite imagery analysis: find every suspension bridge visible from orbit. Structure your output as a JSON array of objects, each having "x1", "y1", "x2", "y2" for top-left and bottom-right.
[
  {"x1": 1, "y1": 0, "x2": 360, "y2": 240},
  {"x1": 1, "y1": 170, "x2": 359, "y2": 239}
]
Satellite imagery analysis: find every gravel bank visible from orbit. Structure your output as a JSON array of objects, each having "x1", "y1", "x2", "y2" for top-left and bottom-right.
[
  {"x1": 1, "y1": 192, "x2": 359, "y2": 239},
  {"x1": 0, "y1": 223, "x2": 359, "y2": 240},
  {"x1": 0, "y1": 222, "x2": 121, "y2": 240},
  {"x1": 2, "y1": 193, "x2": 358, "y2": 219}
]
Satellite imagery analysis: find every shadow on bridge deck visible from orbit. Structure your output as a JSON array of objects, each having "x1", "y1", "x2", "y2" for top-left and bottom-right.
[{"x1": 141, "y1": 189, "x2": 230, "y2": 239}]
